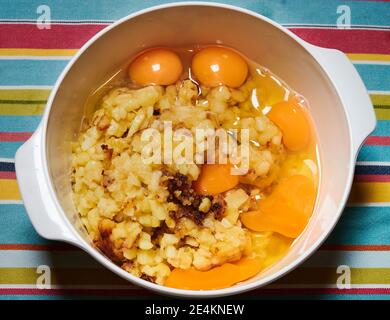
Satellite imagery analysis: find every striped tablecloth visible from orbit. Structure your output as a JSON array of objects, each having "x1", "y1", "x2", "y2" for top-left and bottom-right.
[{"x1": 0, "y1": 0, "x2": 389, "y2": 300}]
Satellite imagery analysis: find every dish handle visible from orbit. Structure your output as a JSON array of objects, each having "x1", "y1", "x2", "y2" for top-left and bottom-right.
[
  {"x1": 305, "y1": 44, "x2": 377, "y2": 156},
  {"x1": 15, "y1": 126, "x2": 79, "y2": 245}
]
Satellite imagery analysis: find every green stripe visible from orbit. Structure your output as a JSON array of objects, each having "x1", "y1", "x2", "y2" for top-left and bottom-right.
[
  {"x1": 0, "y1": 99, "x2": 47, "y2": 104},
  {"x1": 374, "y1": 104, "x2": 390, "y2": 110}
]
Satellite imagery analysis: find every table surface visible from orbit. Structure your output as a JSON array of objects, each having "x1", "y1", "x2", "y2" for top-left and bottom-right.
[{"x1": 0, "y1": 0, "x2": 389, "y2": 300}]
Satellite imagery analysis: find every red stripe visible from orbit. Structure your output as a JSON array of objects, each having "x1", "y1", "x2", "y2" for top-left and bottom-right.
[
  {"x1": 354, "y1": 174, "x2": 390, "y2": 182},
  {"x1": 0, "y1": 171, "x2": 16, "y2": 179},
  {"x1": 290, "y1": 28, "x2": 390, "y2": 54},
  {"x1": 0, "y1": 244, "x2": 76, "y2": 250},
  {"x1": 0, "y1": 132, "x2": 32, "y2": 142},
  {"x1": 0, "y1": 24, "x2": 388, "y2": 54},
  {"x1": 364, "y1": 136, "x2": 390, "y2": 146},
  {"x1": 0, "y1": 287, "x2": 388, "y2": 296},
  {"x1": 0, "y1": 24, "x2": 107, "y2": 49},
  {"x1": 321, "y1": 244, "x2": 390, "y2": 251}
]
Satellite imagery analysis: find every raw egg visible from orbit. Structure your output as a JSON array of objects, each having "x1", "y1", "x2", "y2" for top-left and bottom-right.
[
  {"x1": 128, "y1": 48, "x2": 183, "y2": 86},
  {"x1": 267, "y1": 100, "x2": 311, "y2": 151},
  {"x1": 241, "y1": 175, "x2": 316, "y2": 238},
  {"x1": 193, "y1": 164, "x2": 239, "y2": 195},
  {"x1": 191, "y1": 46, "x2": 248, "y2": 88}
]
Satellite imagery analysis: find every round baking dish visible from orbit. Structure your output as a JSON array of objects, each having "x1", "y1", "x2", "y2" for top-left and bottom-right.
[{"x1": 15, "y1": 2, "x2": 376, "y2": 297}]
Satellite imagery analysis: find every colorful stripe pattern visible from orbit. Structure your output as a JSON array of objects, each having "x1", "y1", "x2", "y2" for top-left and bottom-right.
[{"x1": 0, "y1": 0, "x2": 389, "y2": 300}]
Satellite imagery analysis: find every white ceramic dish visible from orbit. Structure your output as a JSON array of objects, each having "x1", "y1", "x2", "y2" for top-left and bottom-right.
[{"x1": 15, "y1": 2, "x2": 376, "y2": 297}]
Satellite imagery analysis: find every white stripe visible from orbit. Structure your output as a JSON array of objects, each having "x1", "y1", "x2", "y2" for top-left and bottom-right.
[
  {"x1": 0, "y1": 200, "x2": 23, "y2": 205},
  {"x1": 284, "y1": 24, "x2": 390, "y2": 31},
  {"x1": 356, "y1": 161, "x2": 390, "y2": 166},
  {"x1": 353, "y1": 60, "x2": 390, "y2": 66},
  {"x1": 0, "y1": 20, "x2": 111, "y2": 25},
  {"x1": 0, "y1": 85, "x2": 52, "y2": 90},
  {"x1": 301, "y1": 251, "x2": 390, "y2": 268},
  {"x1": 0, "y1": 250, "x2": 100, "y2": 268},
  {"x1": 0, "y1": 56, "x2": 71, "y2": 61},
  {"x1": 346, "y1": 202, "x2": 390, "y2": 207},
  {"x1": 368, "y1": 90, "x2": 390, "y2": 95},
  {"x1": 0, "y1": 158, "x2": 14, "y2": 163}
]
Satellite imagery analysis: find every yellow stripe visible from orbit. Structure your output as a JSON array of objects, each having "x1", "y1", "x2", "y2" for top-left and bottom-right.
[
  {"x1": 371, "y1": 93, "x2": 390, "y2": 120},
  {"x1": 348, "y1": 53, "x2": 390, "y2": 62},
  {"x1": 0, "y1": 268, "x2": 127, "y2": 285},
  {"x1": 0, "y1": 179, "x2": 21, "y2": 200},
  {"x1": 0, "y1": 89, "x2": 50, "y2": 116},
  {"x1": 371, "y1": 94, "x2": 390, "y2": 106},
  {"x1": 0, "y1": 103, "x2": 45, "y2": 116},
  {"x1": 0, "y1": 48, "x2": 77, "y2": 56},
  {"x1": 375, "y1": 109, "x2": 390, "y2": 120},
  {"x1": 0, "y1": 267, "x2": 388, "y2": 285},
  {"x1": 0, "y1": 89, "x2": 50, "y2": 101},
  {"x1": 349, "y1": 182, "x2": 390, "y2": 204}
]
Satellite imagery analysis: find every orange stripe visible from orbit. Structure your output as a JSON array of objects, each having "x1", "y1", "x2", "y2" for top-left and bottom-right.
[
  {"x1": 0, "y1": 179, "x2": 20, "y2": 200},
  {"x1": 347, "y1": 53, "x2": 390, "y2": 62},
  {"x1": 0, "y1": 48, "x2": 77, "y2": 56}
]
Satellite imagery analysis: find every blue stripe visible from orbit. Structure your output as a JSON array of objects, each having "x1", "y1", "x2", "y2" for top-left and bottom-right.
[
  {"x1": 355, "y1": 165, "x2": 390, "y2": 175},
  {"x1": 326, "y1": 206, "x2": 390, "y2": 245},
  {"x1": 0, "y1": 0, "x2": 389, "y2": 27},
  {"x1": 0, "y1": 60, "x2": 68, "y2": 86},
  {"x1": 355, "y1": 64, "x2": 390, "y2": 92},
  {"x1": 0, "y1": 162, "x2": 14, "y2": 171},
  {"x1": 371, "y1": 121, "x2": 390, "y2": 136},
  {"x1": 357, "y1": 146, "x2": 390, "y2": 162},
  {"x1": 2, "y1": 116, "x2": 384, "y2": 136},
  {"x1": 0, "y1": 204, "x2": 50, "y2": 244},
  {"x1": 0, "y1": 142, "x2": 23, "y2": 158},
  {"x1": 3, "y1": 162, "x2": 390, "y2": 176},
  {"x1": 0, "y1": 116, "x2": 41, "y2": 132}
]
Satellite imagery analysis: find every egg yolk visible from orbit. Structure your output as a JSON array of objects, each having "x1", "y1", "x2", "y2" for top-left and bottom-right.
[
  {"x1": 191, "y1": 46, "x2": 248, "y2": 88},
  {"x1": 193, "y1": 164, "x2": 239, "y2": 195},
  {"x1": 165, "y1": 257, "x2": 262, "y2": 290},
  {"x1": 128, "y1": 48, "x2": 183, "y2": 86},
  {"x1": 267, "y1": 101, "x2": 311, "y2": 152},
  {"x1": 240, "y1": 175, "x2": 316, "y2": 238}
]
